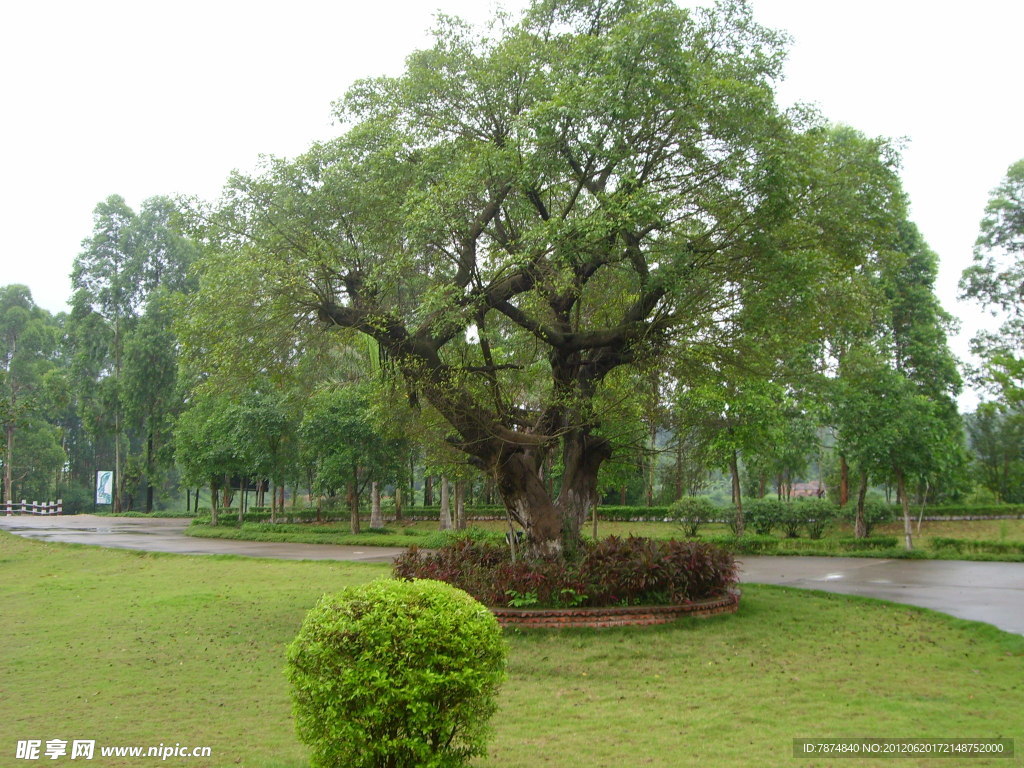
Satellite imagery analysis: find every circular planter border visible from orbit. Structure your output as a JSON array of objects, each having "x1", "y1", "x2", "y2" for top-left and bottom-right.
[{"x1": 491, "y1": 589, "x2": 740, "y2": 629}]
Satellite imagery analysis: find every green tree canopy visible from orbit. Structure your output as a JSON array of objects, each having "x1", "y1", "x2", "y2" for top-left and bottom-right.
[
  {"x1": 0, "y1": 285, "x2": 62, "y2": 504},
  {"x1": 69, "y1": 195, "x2": 198, "y2": 511},
  {"x1": 965, "y1": 403, "x2": 1024, "y2": 503},
  {"x1": 960, "y1": 159, "x2": 1024, "y2": 403},
  {"x1": 832, "y1": 220, "x2": 964, "y2": 545},
  {"x1": 299, "y1": 384, "x2": 405, "y2": 533},
  {"x1": 186, "y1": 0, "x2": 904, "y2": 555}
]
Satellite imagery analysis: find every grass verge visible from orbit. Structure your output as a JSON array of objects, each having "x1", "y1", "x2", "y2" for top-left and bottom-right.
[
  {"x1": 2, "y1": 531, "x2": 1022, "y2": 767},
  {"x1": 184, "y1": 518, "x2": 1024, "y2": 562}
]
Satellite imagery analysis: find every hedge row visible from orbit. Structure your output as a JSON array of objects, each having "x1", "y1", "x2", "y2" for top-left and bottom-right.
[
  {"x1": 702, "y1": 534, "x2": 899, "y2": 554},
  {"x1": 930, "y1": 537, "x2": 1024, "y2": 556},
  {"x1": 192, "y1": 502, "x2": 1024, "y2": 524}
]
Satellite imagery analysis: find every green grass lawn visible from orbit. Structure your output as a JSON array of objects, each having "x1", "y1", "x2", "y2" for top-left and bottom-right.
[{"x1": 2, "y1": 531, "x2": 1021, "y2": 767}]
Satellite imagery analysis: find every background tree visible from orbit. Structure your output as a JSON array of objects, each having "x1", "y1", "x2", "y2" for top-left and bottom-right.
[
  {"x1": 960, "y1": 159, "x2": 1024, "y2": 403},
  {"x1": 299, "y1": 384, "x2": 404, "y2": 533},
  {"x1": 229, "y1": 389, "x2": 297, "y2": 523},
  {"x1": 121, "y1": 295, "x2": 179, "y2": 511},
  {"x1": 676, "y1": 370, "x2": 789, "y2": 534},
  {"x1": 70, "y1": 194, "x2": 198, "y2": 511},
  {"x1": 174, "y1": 390, "x2": 241, "y2": 525},
  {"x1": 833, "y1": 221, "x2": 964, "y2": 544},
  {"x1": 0, "y1": 286, "x2": 61, "y2": 505},
  {"x1": 71, "y1": 195, "x2": 138, "y2": 511},
  {"x1": 965, "y1": 403, "x2": 1024, "y2": 503}
]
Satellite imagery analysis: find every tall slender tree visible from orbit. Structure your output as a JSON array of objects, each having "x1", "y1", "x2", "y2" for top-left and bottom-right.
[
  {"x1": 71, "y1": 195, "x2": 138, "y2": 511},
  {"x1": 0, "y1": 286, "x2": 61, "y2": 505},
  {"x1": 70, "y1": 195, "x2": 198, "y2": 511},
  {"x1": 834, "y1": 221, "x2": 964, "y2": 546},
  {"x1": 960, "y1": 159, "x2": 1024, "y2": 404}
]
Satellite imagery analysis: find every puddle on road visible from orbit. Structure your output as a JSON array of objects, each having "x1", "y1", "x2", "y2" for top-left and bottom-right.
[{"x1": 3, "y1": 525, "x2": 159, "y2": 536}]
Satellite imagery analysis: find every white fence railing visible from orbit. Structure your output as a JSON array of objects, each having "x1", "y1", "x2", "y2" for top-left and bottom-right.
[{"x1": 3, "y1": 499, "x2": 63, "y2": 515}]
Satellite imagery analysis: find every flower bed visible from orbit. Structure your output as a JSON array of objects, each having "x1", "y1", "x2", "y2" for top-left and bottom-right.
[{"x1": 393, "y1": 535, "x2": 737, "y2": 609}]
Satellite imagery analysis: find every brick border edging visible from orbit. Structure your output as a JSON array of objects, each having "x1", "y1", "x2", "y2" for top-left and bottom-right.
[{"x1": 491, "y1": 590, "x2": 740, "y2": 629}]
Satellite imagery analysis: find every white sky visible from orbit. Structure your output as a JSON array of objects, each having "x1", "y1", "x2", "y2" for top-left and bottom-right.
[{"x1": 2, "y1": 0, "x2": 1021, "y2": 409}]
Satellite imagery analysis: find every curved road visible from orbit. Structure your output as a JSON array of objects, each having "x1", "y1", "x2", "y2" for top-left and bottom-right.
[
  {"x1": 2, "y1": 515, "x2": 1023, "y2": 635},
  {"x1": 0, "y1": 514, "x2": 404, "y2": 562}
]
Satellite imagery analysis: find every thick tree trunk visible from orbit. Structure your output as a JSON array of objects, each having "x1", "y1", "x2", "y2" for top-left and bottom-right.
[
  {"x1": 438, "y1": 477, "x2": 452, "y2": 530},
  {"x1": 854, "y1": 469, "x2": 868, "y2": 538},
  {"x1": 896, "y1": 470, "x2": 913, "y2": 550},
  {"x1": 556, "y1": 431, "x2": 609, "y2": 545},
  {"x1": 370, "y1": 481, "x2": 382, "y2": 528},
  {"x1": 424, "y1": 475, "x2": 433, "y2": 507},
  {"x1": 491, "y1": 433, "x2": 609, "y2": 557},
  {"x1": 394, "y1": 486, "x2": 403, "y2": 522},
  {"x1": 494, "y1": 452, "x2": 561, "y2": 555}
]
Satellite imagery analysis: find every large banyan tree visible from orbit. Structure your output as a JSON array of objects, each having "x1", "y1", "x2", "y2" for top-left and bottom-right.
[{"x1": 187, "y1": 0, "x2": 903, "y2": 555}]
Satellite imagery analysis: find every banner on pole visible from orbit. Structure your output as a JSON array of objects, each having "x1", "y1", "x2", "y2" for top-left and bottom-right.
[{"x1": 95, "y1": 471, "x2": 113, "y2": 505}]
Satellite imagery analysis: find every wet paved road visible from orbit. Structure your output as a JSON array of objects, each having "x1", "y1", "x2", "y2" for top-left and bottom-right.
[
  {"x1": 738, "y1": 556, "x2": 1024, "y2": 637},
  {"x1": 0, "y1": 514, "x2": 405, "y2": 563},
  {"x1": 3, "y1": 515, "x2": 1022, "y2": 635}
]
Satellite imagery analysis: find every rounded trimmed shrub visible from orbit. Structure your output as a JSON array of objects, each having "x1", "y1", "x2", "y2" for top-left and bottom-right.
[
  {"x1": 797, "y1": 498, "x2": 838, "y2": 539},
  {"x1": 286, "y1": 578, "x2": 507, "y2": 768},
  {"x1": 667, "y1": 496, "x2": 717, "y2": 537},
  {"x1": 745, "y1": 498, "x2": 785, "y2": 536}
]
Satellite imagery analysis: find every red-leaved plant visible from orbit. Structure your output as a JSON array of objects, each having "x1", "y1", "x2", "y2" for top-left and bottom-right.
[{"x1": 393, "y1": 536, "x2": 736, "y2": 608}]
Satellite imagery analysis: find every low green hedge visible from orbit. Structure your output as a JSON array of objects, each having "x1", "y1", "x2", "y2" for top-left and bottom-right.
[
  {"x1": 704, "y1": 534, "x2": 899, "y2": 555},
  {"x1": 923, "y1": 505, "x2": 1024, "y2": 517},
  {"x1": 930, "y1": 537, "x2": 1024, "y2": 555},
  {"x1": 184, "y1": 522, "x2": 424, "y2": 548},
  {"x1": 194, "y1": 508, "x2": 346, "y2": 524}
]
